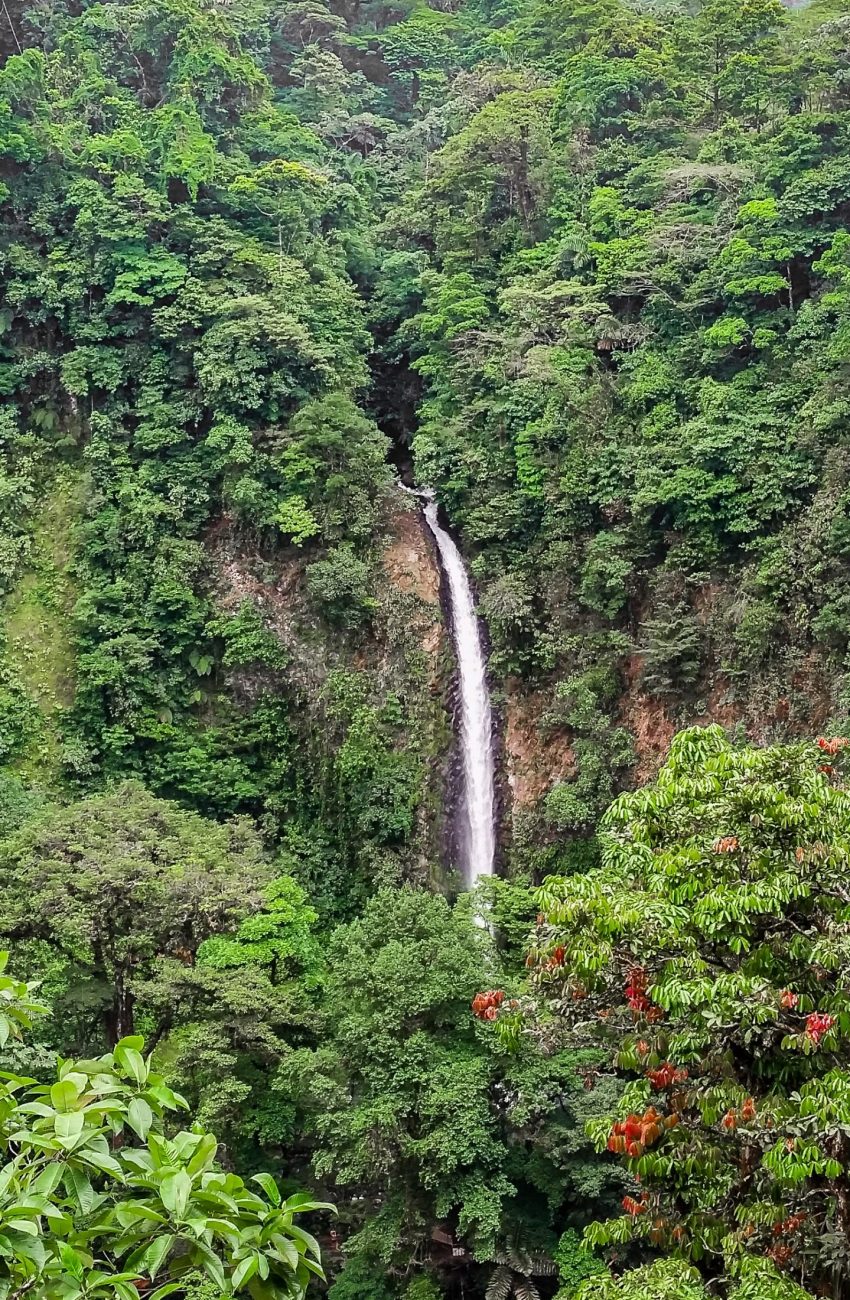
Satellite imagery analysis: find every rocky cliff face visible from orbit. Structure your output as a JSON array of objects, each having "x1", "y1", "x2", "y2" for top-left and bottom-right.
[
  {"x1": 4, "y1": 465, "x2": 836, "y2": 884},
  {"x1": 205, "y1": 494, "x2": 455, "y2": 883},
  {"x1": 499, "y1": 573, "x2": 841, "y2": 871},
  {"x1": 204, "y1": 500, "x2": 843, "y2": 882}
]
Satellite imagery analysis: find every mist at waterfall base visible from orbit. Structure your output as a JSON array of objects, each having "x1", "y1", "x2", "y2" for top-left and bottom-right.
[{"x1": 403, "y1": 487, "x2": 496, "y2": 889}]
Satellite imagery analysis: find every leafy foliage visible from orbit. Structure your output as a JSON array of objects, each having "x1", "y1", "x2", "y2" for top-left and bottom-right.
[
  {"x1": 533, "y1": 725, "x2": 850, "y2": 1296},
  {"x1": 6, "y1": 0, "x2": 850, "y2": 1295},
  {"x1": 0, "y1": 955, "x2": 329, "y2": 1300},
  {"x1": 0, "y1": 783, "x2": 269, "y2": 1047},
  {"x1": 282, "y1": 887, "x2": 614, "y2": 1281}
]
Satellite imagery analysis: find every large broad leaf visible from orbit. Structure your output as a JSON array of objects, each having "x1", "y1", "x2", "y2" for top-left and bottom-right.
[
  {"x1": 54, "y1": 1111, "x2": 86, "y2": 1144},
  {"x1": 270, "y1": 1236, "x2": 299, "y2": 1272},
  {"x1": 283, "y1": 1192, "x2": 334, "y2": 1213},
  {"x1": 141, "y1": 1233, "x2": 175, "y2": 1280},
  {"x1": 62, "y1": 1166, "x2": 97, "y2": 1215},
  {"x1": 33, "y1": 1164, "x2": 64, "y2": 1196},
  {"x1": 159, "y1": 1169, "x2": 192, "y2": 1221},
  {"x1": 298, "y1": 1254, "x2": 326, "y2": 1281},
  {"x1": 115, "y1": 1202, "x2": 168, "y2": 1229},
  {"x1": 50, "y1": 1078, "x2": 82, "y2": 1113},
  {"x1": 115, "y1": 1036, "x2": 146, "y2": 1053},
  {"x1": 191, "y1": 1240, "x2": 227, "y2": 1291},
  {"x1": 127, "y1": 1098, "x2": 153, "y2": 1141},
  {"x1": 232, "y1": 1253, "x2": 259, "y2": 1290},
  {"x1": 7, "y1": 1219, "x2": 39, "y2": 1236},
  {"x1": 186, "y1": 1133, "x2": 218, "y2": 1176},
  {"x1": 251, "y1": 1172, "x2": 281, "y2": 1207},
  {"x1": 114, "y1": 1045, "x2": 147, "y2": 1087},
  {"x1": 286, "y1": 1222, "x2": 321, "y2": 1259},
  {"x1": 80, "y1": 1147, "x2": 123, "y2": 1177},
  {"x1": 58, "y1": 1242, "x2": 85, "y2": 1282}
]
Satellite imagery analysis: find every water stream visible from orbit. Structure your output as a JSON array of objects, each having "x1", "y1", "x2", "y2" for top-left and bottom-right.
[{"x1": 402, "y1": 485, "x2": 496, "y2": 886}]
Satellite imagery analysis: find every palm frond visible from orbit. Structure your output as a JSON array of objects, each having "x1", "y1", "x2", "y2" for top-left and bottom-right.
[
  {"x1": 485, "y1": 1265, "x2": 513, "y2": 1300},
  {"x1": 527, "y1": 1253, "x2": 557, "y2": 1277}
]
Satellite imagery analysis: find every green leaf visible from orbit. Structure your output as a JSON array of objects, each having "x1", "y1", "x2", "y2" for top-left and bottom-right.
[
  {"x1": 127, "y1": 1097, "x2": 153, "y2": 1141},
  {"x1": 59, "y1": 1242, "x2": 85, "y2": 1281},
  {"x1": 33, "y1": 1163, "x2": 64, "y2": 1196},
  {"x1": 116, "y1": 1036, "x2": 145, "y2": 1052},
  {"x1": 115, "y1": 1203, "x2": 167, "y2": 1228},
  {"x1": 143, "y1": 1233, "x2": 175, "y2": 1280},
  {"x1": 186, "y1": 1133, "x2": 217, "y2": 1175},
  {"x1": 160, "y1": 1169, "x2": 192, "y2": 1220},
  {"x1": 251, "y1": 1172, "x2": 281, "y2": 1207},
  {"x1": 7, "y1": 1220, "x2": 39, "y2": 1236},
  {"x1": 50, "y1": 1078, "x2": 81, "y2": 1112},
  {"x1": 192, "y1": 1241, "x2": 227, "y2": 1291},
  {"x1": 232, "y1": 1253, "x2": 258, "y2": 1290},
  {"x1": 80, "y1": 1148, "x2": 123, "y2": 1177},
  {"x1": 63, "y1": 1166, "x2": 96, "y2": 1215},
  {"x1": 54, "y1": 1110, "x2": 85, "y2": 1142},
  {"x1": 114, "y1": 1045, "x2": 147, "y2": 1086}
]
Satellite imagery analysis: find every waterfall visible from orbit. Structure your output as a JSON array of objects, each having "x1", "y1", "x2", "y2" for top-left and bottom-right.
[{"x1": 405, "y1": 487, "x2": 496, "y2": 886}]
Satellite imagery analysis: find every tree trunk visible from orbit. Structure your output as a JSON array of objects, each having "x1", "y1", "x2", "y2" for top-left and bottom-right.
[{"x1": 110, "y1": 969, "x2": 135, "y2": 1045}]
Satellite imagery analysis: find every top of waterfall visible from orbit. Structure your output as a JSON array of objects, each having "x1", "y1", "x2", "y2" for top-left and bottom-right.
[{"x1": 396, "y1": 480, "x2": 435, "y2": 503}]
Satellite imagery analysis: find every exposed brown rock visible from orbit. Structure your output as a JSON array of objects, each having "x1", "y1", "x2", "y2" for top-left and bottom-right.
[
  {"x1": 621, "y1": 697, "x2": 676, "y2": 783},
  {"x1": 381, "y1": 501, "x2": 441, "y2": 608},
  {"x1": 205, "y1": 501, "x2": 446, "y2": 692},
  {"x1": 504, "y1": 680, "x2": 575, "y2": 809}
]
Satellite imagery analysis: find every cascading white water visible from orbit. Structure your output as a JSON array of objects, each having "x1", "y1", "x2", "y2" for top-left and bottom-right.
[{"x1": 418, "y1": 493, "x2": 497, "y2": 886}]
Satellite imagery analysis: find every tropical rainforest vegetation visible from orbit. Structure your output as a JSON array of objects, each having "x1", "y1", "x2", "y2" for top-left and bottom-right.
[{"x1": 3, "y1": 0, "x2": 850, "y2": 1293}]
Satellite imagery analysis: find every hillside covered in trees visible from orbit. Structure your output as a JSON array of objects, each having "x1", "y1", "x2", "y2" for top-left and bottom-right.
[{"x1": 3, "y1": 0, "x2": 850, "y2": 1294}]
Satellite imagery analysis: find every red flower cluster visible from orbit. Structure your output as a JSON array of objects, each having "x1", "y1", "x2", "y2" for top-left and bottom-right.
[
  {"x1": 773, "y1": 1213, "x2": 806, "y2": 1237},
  {"x1": 721, "y1": 1099, "x2": 756, "y2": 1129},
  {"x1": 625, "y1": 965, "x2": 649, "y2": 1014},
  {"x1": 780, "y1": 990, "x2": 799, "y2": 1010},
  {"x1": 472, "y1": 990, "x2": 504, "y2": 1021},
  {"x1": 607, "y1": 1107, "x2": 678, "y2": 1158},
  {"x1": 646, "y1": 1061, "x2": 688, "y2": 1090},
  {"x1": 817, "y1": 736, "x2": 848, "y2": 755},
  {"x1": 805, "y1": 1012, "x2": 835, "y2": 1044},
  {"x1": 713, "y1": 835, "x2": 739, "y2": 853},
  {"x1": 723, "y1": 1099, "x2": 756, "y2": 1130},
  {"x1": 622, "y1": 1195, "x2": 647, "y2": 1216},
  {"x1": 767, "y1": 1244, "x2": 793, "y2": 1268}
]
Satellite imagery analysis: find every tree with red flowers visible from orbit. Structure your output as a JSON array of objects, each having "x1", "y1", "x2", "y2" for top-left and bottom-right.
[{"x1": 530, "y1": 725, "x2": 850, "y2": 1298}]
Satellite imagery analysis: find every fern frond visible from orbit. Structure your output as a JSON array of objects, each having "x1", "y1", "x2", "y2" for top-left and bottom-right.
[
  {"x1": 485, "y1": 1265, "x2": 513, "y2": 1300},
  {"x1": 528, "y1": 1253, "x2": 557, "y2": 1276}
]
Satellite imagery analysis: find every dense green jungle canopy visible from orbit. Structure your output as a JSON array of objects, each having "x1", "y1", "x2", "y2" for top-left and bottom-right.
[{"x1": 3, "y1": 0, "x2": 850, "y2": 1294}]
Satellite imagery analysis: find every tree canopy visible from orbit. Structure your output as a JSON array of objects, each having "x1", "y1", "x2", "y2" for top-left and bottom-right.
[
  {"x1": 532, "y1": 727, "x2": 850, "y2": 1298},
  {"x1": 0, "y1": 955, "x2": 329, "y2": 1300},
  {"x1": 2, "y1": 0, "x2": 850, "y2": 1293}
]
